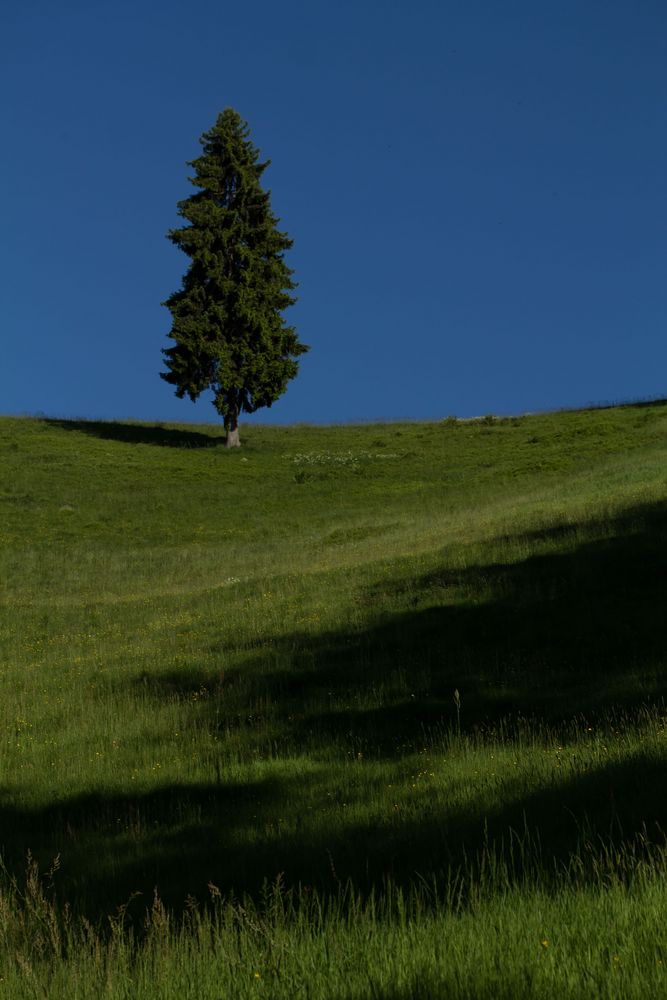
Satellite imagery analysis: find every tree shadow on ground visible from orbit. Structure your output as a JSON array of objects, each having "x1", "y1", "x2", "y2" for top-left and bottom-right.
[
  {"x1": 1, "y1": 750, "x2": 665, "y2": 926},
  {"x1": 45, "y1": 418, "x2": 223, "y2": 448},
  {"x1": 0, "y1": 778, "x2": 282, "y2": 918},
  {"x1": 180, "y1": 497, "x2": 667, "y2": 749}
]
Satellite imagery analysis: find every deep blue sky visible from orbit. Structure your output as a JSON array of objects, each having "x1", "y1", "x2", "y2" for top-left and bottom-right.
[{"x1": 3, "y1": 0, "x2": 666, "y2": 424}]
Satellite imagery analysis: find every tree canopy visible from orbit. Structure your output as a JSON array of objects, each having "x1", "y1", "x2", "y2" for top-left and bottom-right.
[{"x1": 161, "y1": 108, "x2": 308, "y2": 446}]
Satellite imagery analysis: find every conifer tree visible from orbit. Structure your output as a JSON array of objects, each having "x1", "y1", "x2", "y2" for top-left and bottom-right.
[{"x1": 161, "y1": 109, "x2": 307, "y2": 447}]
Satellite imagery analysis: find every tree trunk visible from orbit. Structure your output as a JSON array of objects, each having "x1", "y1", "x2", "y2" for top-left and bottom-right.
[
  {"x1": 225, "y1": 410, "x2": 241, "y2": 448},
  {"x1": 225, "y1": 426, "x2": 241, "y2": 448}
]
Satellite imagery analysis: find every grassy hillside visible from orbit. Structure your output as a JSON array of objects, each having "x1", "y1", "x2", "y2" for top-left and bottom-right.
[{"x1": 1, "y1": 404, "x2": 667, "y2": 997}]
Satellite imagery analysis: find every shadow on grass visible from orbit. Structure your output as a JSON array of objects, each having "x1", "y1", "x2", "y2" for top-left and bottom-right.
[
  {"x1": 3, "y1": 498, "x2": 667, "y2": 919},
  {"x1": 45, "y1": 418, "x2": 223, "y2": 448},
  {"x1": 1, "y1": 751, "x2": 665, "y2": 924},
  {"x1": 182, "y1": 497, "x2": 667, "y2": 746},
  {"x1": 0, "y1": 779, "x2": 280, "y2": 917}
]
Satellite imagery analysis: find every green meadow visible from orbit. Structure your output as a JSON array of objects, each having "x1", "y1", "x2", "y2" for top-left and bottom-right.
[{"x1": 1, "y1": 403, "x2": 667, "y2": 998}]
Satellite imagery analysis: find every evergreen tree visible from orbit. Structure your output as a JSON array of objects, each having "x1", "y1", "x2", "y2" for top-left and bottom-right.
[{"x1": 161, "y1": 109, "x2": 308, "y2": 447}]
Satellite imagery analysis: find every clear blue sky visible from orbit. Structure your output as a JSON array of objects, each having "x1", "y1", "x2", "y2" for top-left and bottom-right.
[{"x1": 3, "y1": 0, "x2": 666, "y2": 424}]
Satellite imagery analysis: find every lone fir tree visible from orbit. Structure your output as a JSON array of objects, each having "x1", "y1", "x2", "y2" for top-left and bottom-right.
[{"x1": 161, "y1": 109, "x2": 308, "y2": 447}]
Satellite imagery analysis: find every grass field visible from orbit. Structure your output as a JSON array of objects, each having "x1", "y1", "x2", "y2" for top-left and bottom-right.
[{"x1": 1, "y1": 403, "x2": 667, "y2": 997}]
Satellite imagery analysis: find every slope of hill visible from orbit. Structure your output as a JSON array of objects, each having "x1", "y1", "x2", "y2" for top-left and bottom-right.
[{"x1": 1, "y1": 405, "x2": 667, "y2": 997}]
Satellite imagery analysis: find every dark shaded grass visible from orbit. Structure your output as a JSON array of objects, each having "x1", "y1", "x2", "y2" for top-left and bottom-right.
[
  {"x1": 0, "y1": 750, "x2": 665, "y2": 929},
  {"x1": 197, "y1": 498, "x2": 667, "y2": 740},
  {"x1": 45, "y1": 419, "x2": 224, "y2": 449}
]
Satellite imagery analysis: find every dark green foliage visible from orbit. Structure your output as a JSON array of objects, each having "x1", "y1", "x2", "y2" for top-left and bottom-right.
[{"x1": 161, "y1": 109, "x2": 308, "y2": 441}]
